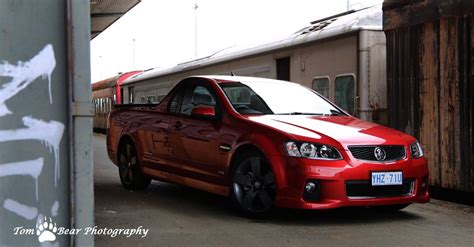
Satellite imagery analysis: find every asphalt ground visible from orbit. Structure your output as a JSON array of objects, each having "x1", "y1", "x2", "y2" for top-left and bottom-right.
[{"x1": 93, "y1": 133, "x2": 474, "y2": 247}]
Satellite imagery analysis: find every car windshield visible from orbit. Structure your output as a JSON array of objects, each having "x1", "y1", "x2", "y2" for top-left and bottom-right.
[{"x1": 219, "y1": 80, "x2": 345, "y2": 115}]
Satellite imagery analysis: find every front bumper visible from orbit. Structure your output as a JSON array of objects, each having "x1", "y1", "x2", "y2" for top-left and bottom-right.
[{"x1": 272, "y1": 153, "x2": 430, "y2": 209}]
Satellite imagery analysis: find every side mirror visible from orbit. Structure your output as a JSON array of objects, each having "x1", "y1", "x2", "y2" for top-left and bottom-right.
[{"x1": 191, "y1": 106, "x2": 216, "y2": 120}]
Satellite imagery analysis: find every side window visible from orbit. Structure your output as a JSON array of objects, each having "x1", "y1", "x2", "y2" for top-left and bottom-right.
[
  {"x1": 335, "y1": 75, "x2": 355, "y2": 115},
  {"x1": 169, "y1": 89, "x2": 184, "y2": 113},
  {"x1": 179, "y1": 85, "x2": 216, "y2": 116},
  {"x1": 312, "y1": 77, "x2": 329, "y2": 99}
]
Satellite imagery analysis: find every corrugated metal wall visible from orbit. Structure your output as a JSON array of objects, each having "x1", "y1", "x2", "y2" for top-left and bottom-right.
[{"x1": 384, "y1": 0, "x2": 474, "y2": 193}]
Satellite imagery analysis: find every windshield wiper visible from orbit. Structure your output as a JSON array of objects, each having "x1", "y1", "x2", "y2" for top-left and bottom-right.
[{"x1": 329, "y1": 109, "x2": 345, "y2": 116}]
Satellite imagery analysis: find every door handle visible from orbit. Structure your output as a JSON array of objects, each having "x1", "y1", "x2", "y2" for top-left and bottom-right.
[{"x1": 174, "y1": 121, "x2": 183, "y2": 129}]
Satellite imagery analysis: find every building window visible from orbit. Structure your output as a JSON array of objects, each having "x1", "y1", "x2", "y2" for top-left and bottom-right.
[
  {"x1": 128, "y1": 87, "x2": 134, "y2": 104},
  {"x1": 157, "y1": 94, "x2": 166, "y2": 103},
  {"x1": 312, "y1": 77, "x2": 329, "y2": 99},
  {"x1": 335, "y1": 75, "x2": 355, "y2": 115},
  {"x1": 99, "y1": 98, "x2": 103, "y2": 114}
]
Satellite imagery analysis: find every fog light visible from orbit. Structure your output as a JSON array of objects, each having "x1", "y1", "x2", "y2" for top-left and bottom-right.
[
  {"x1": 305, "y1": 182, "x2": 317, "y2": 192},
  {"x1": 303, "y1": 180, "x2": 320, "y2": 202}
]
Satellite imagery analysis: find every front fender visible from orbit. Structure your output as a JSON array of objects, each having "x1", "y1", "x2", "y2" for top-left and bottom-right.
[{"x1": 232, "y1": 132, "x2": 290, "y2": 191}]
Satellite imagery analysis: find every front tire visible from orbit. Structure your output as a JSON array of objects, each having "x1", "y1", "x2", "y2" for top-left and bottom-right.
[
  {"x1": 230, "y1": 151, "x2": 276, "y2": 217},
  {"x1": 118, "y1": 141, "x2": 151, "y2": 190}
]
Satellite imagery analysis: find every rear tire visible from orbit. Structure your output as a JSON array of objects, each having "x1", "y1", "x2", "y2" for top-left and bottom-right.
[
  {"x1": 230, "y1": 151, "x2": 276, "y2": 218},
  {"x1": 118, "y1": 141, "x2": 151, "y2": 190}
]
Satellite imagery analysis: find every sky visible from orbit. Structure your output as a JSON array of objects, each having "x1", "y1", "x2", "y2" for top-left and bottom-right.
[{"x1": 90, "y1": 0, "x2": 383, "y2": 82}]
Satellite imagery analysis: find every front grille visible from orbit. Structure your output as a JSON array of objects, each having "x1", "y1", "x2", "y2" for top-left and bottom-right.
[
  {"x1": 345, "y1": 179, "x2": 415, "y2": 198},
  {"x1": 348, "y1": 145, "x2": 405, "y2": 161}
]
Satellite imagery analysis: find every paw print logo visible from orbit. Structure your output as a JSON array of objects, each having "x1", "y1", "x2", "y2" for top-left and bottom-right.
[{"x1": 36, "y1": 217, "x2": 57, "y2": 243}]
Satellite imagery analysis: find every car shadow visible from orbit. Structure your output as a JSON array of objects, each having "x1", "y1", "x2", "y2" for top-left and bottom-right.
[
  {"x1": 95, "y1": 179, "x2": 423, "y2": 226},
  {"x1": 261, "y1": 207, "x2": 422, "y2": 226}
]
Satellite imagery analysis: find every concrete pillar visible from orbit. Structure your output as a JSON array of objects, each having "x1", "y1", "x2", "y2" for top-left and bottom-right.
[{"x1": 0, "y1": 0, "x2": 93, "y2": 246}]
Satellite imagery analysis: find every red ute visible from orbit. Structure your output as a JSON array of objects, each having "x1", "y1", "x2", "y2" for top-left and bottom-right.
[{"x1": 106, "y1": 76, "x2": 429, "y2": 217}]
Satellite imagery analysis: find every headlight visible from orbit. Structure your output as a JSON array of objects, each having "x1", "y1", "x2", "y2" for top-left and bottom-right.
[
  {"x1": 410, "y1": 141, "x2": 424, "y2": 158},
  {"x1": 285, "y1": 142, "x2": 342, "y2": 160}
]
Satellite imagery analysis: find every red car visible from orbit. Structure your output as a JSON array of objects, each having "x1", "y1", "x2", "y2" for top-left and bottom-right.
[{"x1": 106, "y1": 76, "x2": 429, "y2": 217}]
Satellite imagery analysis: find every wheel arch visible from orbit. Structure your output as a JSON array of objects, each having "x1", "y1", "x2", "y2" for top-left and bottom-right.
[
  {"x1": 229, "y1": 144, "x2": 265, "y2": 174},
  {"x1": 229, "y1": 140, "x2": 288, "y2": 190},
  {"x1": 116, "y1": 134, "x2": 137, "y2": 162}
]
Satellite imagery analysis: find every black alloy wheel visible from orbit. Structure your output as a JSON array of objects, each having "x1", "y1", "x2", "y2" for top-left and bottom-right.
[
  {"x1": 118, "y1": 141, "x2": 151, "y2": 190},
  {"x1": 231, "y1": 151, "x2": 276, "y2": 217}
]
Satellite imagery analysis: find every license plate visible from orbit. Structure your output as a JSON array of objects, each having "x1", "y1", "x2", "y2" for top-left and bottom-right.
[{"x1": 371, "y1": 171, "x2": 403, "y2": 186}]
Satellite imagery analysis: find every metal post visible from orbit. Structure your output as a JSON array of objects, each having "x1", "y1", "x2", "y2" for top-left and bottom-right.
[
  {"x1": 133, "y1": 38, "x2": 136, "y2": 70},
  {"x1": 194, "y1": 3, "x2": 199, "y2": 58},
  {"x1": 67, "y1": 0, "x2": 94, "y2": 246}
]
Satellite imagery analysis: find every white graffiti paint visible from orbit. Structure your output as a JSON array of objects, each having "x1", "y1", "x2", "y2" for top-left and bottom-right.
[
  {"x1": 3, "y1": 199, "x2": 38, "y2": 220},
  {"x1": 0, "y1": 44, "x2": 56, "y2": 116},
  {"x1": 51, "y1": 201, "x2": 59, "y2": 217},
  {"x1": 0, "y1": 158, "x2": 44, "y2": 200},
  {"x1": 0, "y1": 117, "x2": 64, "y2": 186},
  {"x1": 0, "y1": 44, "x2": 63, "y2": 227}
]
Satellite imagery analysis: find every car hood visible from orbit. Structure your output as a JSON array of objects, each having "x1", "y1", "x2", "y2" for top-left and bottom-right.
[{"x1": 245, "y1": 115, "x2": 413, "y2": 149}]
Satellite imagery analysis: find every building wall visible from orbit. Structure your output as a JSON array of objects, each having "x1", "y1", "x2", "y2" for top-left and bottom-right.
[
  {"x1": 127, "y1": 34, "x2": 368, "y2": 116},
  {"x1": 359, "y1": 30, "x2": 388, "y2": 123},
  {"x1": 384, "y1": 0, "x2": 474, "y2": 193}
]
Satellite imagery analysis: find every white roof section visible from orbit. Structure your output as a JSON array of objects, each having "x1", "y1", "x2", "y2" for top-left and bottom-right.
[
  {"x1": 124, "y1": 4, "x2": 383, "y2": 85},
  {"x1": 199, "y1": 75, "x2": 298, "y2": 85}
]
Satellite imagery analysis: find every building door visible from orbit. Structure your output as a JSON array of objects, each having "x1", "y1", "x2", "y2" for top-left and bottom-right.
[
  {"x1": 335, "y1": 75, "x2": 355, "y2": 115},
  {"x1": 276, "y1": 57, "x2": 290, "y2": 81}
]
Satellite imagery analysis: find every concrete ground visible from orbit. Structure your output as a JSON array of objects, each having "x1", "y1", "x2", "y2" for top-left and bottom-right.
[{"x1": 94, "y1": 133, "x2": 474, "y2": 247}]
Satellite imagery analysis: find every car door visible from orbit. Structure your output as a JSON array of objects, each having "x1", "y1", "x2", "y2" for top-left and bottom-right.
[
  {"x1": 138, "y1": 109, "x2": 174, "y2": 169},
  {"x1": 168, "y1": 79, "x2": 223, "y2": 184}
]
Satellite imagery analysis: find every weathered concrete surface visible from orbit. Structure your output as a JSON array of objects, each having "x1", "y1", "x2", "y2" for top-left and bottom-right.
[{"x1": 94, "y1": 133, "x2": 474, "y2": 247}]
